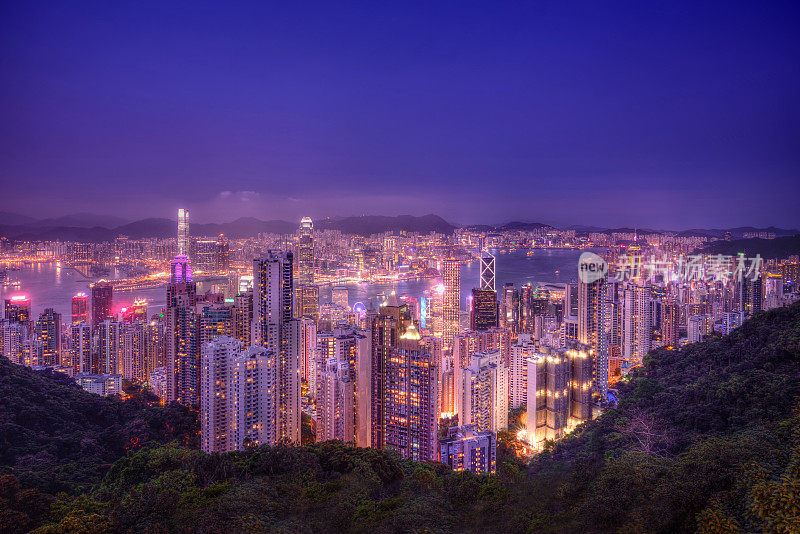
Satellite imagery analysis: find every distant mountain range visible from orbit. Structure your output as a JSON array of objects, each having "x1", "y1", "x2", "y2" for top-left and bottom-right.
[
  {"x1": 0, "y1": 211, "x2": 796, "y2": 242},
  {"x1": 0, "y1": 213, "x2": 456, "y2": 241}
]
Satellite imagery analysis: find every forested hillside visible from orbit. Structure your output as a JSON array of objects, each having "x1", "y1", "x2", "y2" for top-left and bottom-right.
[{"x1": 2, "y1": 304, "x2": 799, "y2": 533}]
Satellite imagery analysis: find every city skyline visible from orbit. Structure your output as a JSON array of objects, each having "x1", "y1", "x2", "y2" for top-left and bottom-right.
[{"x1": 2, "y1": 2, "x2": 799, "y2": 228}]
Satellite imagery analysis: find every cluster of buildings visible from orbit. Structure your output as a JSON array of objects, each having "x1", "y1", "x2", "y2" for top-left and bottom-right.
[{"x1": 2, "y1": 210, "x2": 799, "y2": 475}]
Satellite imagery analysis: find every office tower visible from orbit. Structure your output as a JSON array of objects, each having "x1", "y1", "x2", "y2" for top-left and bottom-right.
[
  {"x1": 439, "y1": 425, "x2": 496, "y2": 474},
  {"x1": 479, "y1": 251, "x2": 496, "y2": 291},
  {"x1": 458, "y1": 350, "x2": 508, "y2": 434},
  {"x1": 217, "y1": 235, "x2": 230, "y2": 271},
  {"x1": 369, "y1": 301, "x2": 438, "y2": 461},
  {"x1": 442, "y1": 259, "x2": 461, "y2": 350},
  {"x1": 297, "y1": 216, "x2": 314, "y2": 285},
  {"x1": 4, "y1": 295, "x2": 31, "y2": 325},
  {"x1": 35, "y1": 308, "x2": 61, "y2": 367},
  {"x1": 71, "y1": 293, "x2": 90, "y2": 325},
  {"x1": 300, "y1": 316, "x2": 317, "y2": 387},
  {"x1": 525, "y1": 344, "x2": 593, "y2": 449},
  {"x1": 509, "y1": 333, "x2": 536, "y2": 409},
  {"x1": 122, "y1": 320, "x2": 146, "y2": 381},
  {"x1": 470, "y1": 288, "x2": 498, "y2": 331},
  {"x1": 253, "y1": 251, "x2": 301, "y2": 443},
  {"x1": 332, "y1": 286, "x2": 349, "y2": 310},
  {"x1": 177, "y1": 208, "x2": 190, "y2": 256},
  {"x1": 166, "y1": 254, "x2": 200, "y2": 405},
  {"x1": 198, "y1": 302, "x2": 233, "y2": 344},
  {"x1": 94, "y1": 319, "x2": 122, "y2": 375},
  {"x1": 91, "y1": 282, "x2": 113, "y2": 326},
  {"x1": 70, "y1": 322, "x2": 92, "y2": 374},
  {"x1": 622, "y1": 283, "x2": 652, "y2": 363},
  {"x1": 200, "y1": 336, "x2": 239, "y2": 453},
  {"x1": 295, "y1": 284, "x2": 319, "y2": 321}
]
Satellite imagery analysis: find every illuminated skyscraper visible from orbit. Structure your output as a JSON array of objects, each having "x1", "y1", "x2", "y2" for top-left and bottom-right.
[
  {"x1": 91, "y1": 282, "x2": 113, "y2": 326},
  {"x1": 93, "y1": 319, "x2": 122, "y2": 375},
  {"x1": 166, "y1": 254, "x2": 200, "y2": 404},
  {"x1": 442, "y1": 259, "x2": 460, "y2": 350},
  {"x1": 69, "y1": 322, "x2": 92, "y2": 374},
  {"x1": 35, "y1": 308, "x2": 61, "y2": 367},
  {"x1": 122, "y1": 321, "x2": 146, "y2": 381},
  {"x1": 470, "y1": 288, "x2": 498, "y2": 331},
  {"x1": 177, "y1": 208, "x2": 190, "y2": 256},
  {"x1": 4, "y1": 295, "x2": 31, "y2": 325},
  {"x1": 369, "y1": 301, "x2": 438, "y2": 461},
  {"x1": 479, "y1": 251, "x2": 495, "y2": 292},
  {"x1": 458, "y1": 350, "x2": 508, "y2": 434},
  {"x1": 297, "y1": 216, "x2": 314, "y2": 285},
  {"x1": 622, "y1": 283, "x2": 652, "y2": 363},
  {"x1": 200, "y1": 337, "x2": 277, "y2": 453},
  {"x1": 71, "y1": 293, "x2": 90, "y2": 325},
  {"x1": 253, "y1": 251, "x2": 301, "y2": 444}
]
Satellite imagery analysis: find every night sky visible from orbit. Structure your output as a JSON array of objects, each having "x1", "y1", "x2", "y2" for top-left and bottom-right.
[{"x1": 1, "y1": 1, "x2": 799, "y2": 229}]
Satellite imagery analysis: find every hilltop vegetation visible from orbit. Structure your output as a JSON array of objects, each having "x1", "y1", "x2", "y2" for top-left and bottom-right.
[{"x1": 1, "y1": 304, "x2": 799, "y2": 533}]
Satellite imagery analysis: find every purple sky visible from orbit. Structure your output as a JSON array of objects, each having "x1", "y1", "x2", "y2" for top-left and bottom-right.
[{"x1": 1, "y1": 1, "x2": 799, "y2": 228}]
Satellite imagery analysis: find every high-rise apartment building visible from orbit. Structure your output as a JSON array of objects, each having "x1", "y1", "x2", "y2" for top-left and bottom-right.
[
  {"x1": 458, "y1": 350, "x2": 508, "y2": 434},
  {"x1": 253, "y1": 251, "x2": 301, "y2": 443},
  {"x1": 622, "y1": 283, "x2": 652, "y2": 363},
  {"x1": 200, "y1": 337, "x2": 277, "y2": 452}
]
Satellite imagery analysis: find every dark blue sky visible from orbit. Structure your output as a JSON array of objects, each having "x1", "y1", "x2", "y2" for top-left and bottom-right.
[{"x1": 1, "y1": 1, "x2": 799, "y2": 228}]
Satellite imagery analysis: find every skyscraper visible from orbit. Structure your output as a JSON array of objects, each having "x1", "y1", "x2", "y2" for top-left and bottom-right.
[
  {"x1": 369, "y1": 301, "x2": 438, "y2": 461},
  {"x1": 442, "y1": 259, "x2": 460, "y2": 350},
  {"x1": 35, "y1": 308, "x2": 61, "y2": 367},
  {"x1": 166, "y1": 254, "x2": 199, "y2": 404},
  {"x1": 4, "y1": 295, "x2": 31, "y2": 325},
  {"x1": 297, "y1": 216, "x2": 314, "y2": 285},
  {"x1": 91, "y1": 282, "x2": 113, "y2": 326},
  {"x1": 177, "y1": 208, "x2": 190, "y2": 256},
  {"x1": 470, "y1": 288, "x2": 498, "y2": 331},
  {"x1": 253, "y1": 251, "x2": 301, "y2": 444},
  {"x1": 200, "y1": 337, "x2": 277, "y2": 452},
  {"x1": 71, "y1": 293, "x2": 90, "y2": 325},
  {"x1": 479, "y1": 251, "x2": 495, "y2": 292},
  {"x1": 458, "y1": 350, "x2": 508, "y2": 434}
]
